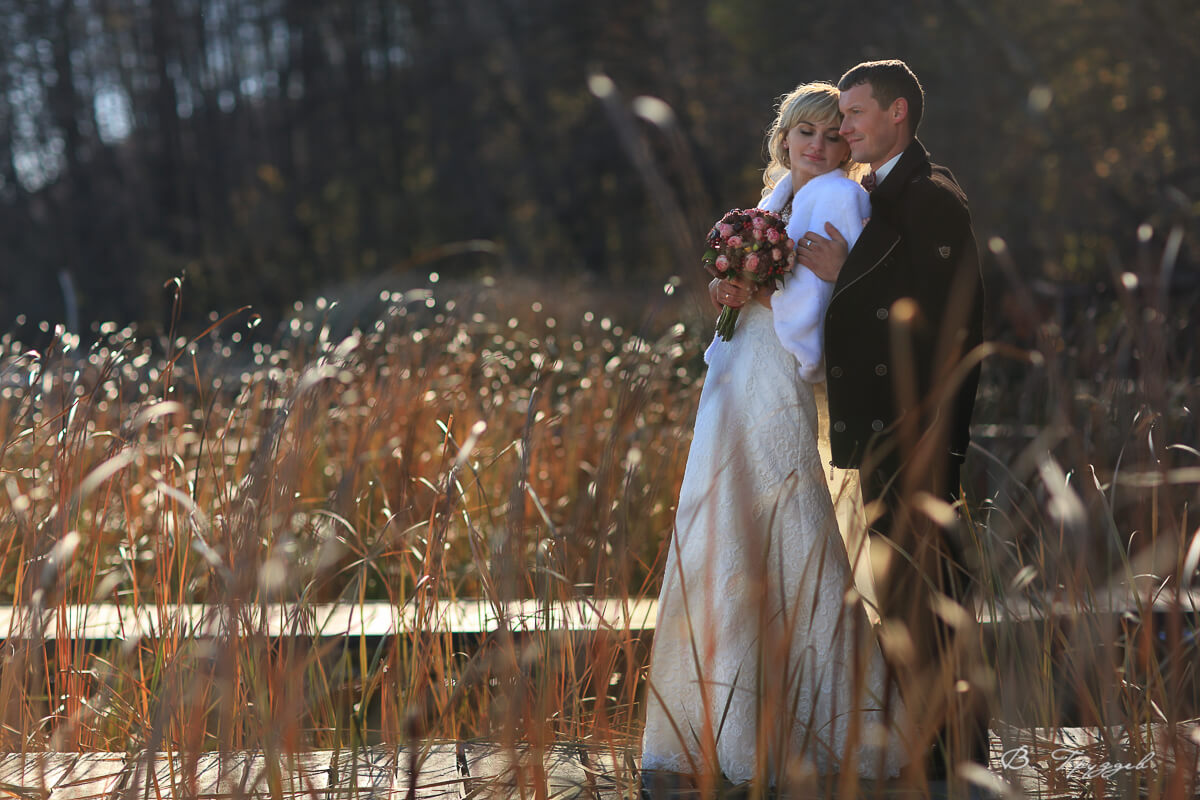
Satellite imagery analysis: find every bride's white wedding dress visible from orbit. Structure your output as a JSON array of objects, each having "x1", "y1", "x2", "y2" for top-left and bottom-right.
[{"x1": 640, "y1": 170, "x2": 906, "y2": 784}]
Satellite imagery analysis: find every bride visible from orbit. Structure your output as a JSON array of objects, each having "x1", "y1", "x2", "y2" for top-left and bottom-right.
[{"x1": 640, "y1": 82, "x2": 908, "y2": 789}]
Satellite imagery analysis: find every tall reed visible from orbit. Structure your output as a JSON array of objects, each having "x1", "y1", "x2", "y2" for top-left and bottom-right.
[{"x1": 0, "y1": 238, "x2": 1195, "y2": 798}]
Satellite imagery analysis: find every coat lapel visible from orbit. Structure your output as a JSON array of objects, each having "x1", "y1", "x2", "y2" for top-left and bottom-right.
[
  {"x1": 830, "y1": 140, "x2": 931, "y2": 302},
  {"x1": 831, "y1": 217, "x2": 900, "y2": 301}
]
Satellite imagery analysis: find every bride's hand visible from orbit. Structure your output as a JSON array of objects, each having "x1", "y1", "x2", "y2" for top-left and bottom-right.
[
  {"x1": 731, "y1": 276, "x2": 773, "y2": 308},
  {"x1": 709, "y1": 277, "x2": 753, "y2": 309}
]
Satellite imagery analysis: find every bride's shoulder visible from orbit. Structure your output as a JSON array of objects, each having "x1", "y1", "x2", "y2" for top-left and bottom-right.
[
  {"x1": 804, "y1": 169, "x2": 865, "y2": 198},
  {"x1": 798, "y1": 170, "x2": 869, "y2": 213}
]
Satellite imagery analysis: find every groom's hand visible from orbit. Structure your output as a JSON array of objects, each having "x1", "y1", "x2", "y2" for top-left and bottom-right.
[{"x1": 795, "y1": 222, "x2": 850, "y2": 282}]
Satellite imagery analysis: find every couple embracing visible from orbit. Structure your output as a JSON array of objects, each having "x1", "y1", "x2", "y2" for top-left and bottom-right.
[{"x1": 641, "y1": 60, "x2": 987, "y2": 794}]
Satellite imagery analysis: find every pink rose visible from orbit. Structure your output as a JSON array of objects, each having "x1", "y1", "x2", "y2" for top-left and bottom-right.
[
  {"x1": 771, "y1": 248, "x2": 782, "y2": 261},
  {"x1": 727, "y1": 235, "x2": 743, "y2": 248},
  {"x1": 743, "y1": 253, "x2": 760, "y2": 272},
  {"x1": 718, "y1": 223, "x2": 734, "y2": 238},
  {"x1": 766, "y1": 228, "x2": 780, "y2": 244},
  {"x1": 752, "y1": 228, "x2": 764, "y2": 242},
  {"x1": 751, "y1": 216, "x2": 767, "y2": 231},
  {"x1": 715, "y1": 254, "x2": 730, "y2": 270}
]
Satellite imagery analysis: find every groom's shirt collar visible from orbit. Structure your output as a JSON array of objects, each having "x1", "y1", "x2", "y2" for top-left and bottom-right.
[{"x1": 874, "y1": 151, "x2": 903, "y2": 184}]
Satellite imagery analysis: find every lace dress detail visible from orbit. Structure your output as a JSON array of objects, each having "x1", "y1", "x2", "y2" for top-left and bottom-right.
[{"x1": 640, "y1": 303, "x2": 907, "y2": 784}]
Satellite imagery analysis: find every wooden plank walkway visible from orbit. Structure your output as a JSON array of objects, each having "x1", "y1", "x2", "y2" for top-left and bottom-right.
[
  {"x1": 0, "y1": 742, "x2": 628, "y2": 800},
  {"x1": 2, "y1": 590, "x2": 1196, "y2": 641},
  {"x1": 0, "y1": 725, "x2": 1195, "y2": 800},
  {"x1": 0, "y1": 600, "x2": 659, "y2": 641}
]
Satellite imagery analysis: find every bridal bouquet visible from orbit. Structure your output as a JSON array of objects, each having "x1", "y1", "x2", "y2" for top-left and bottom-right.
[{"x1": 702, "y1": 208, "x2": 795, "y2": 341}]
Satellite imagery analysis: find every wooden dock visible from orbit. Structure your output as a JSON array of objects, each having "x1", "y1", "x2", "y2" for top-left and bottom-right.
[
  {"x1": 4, "y1": 591, "x2": 1199, "y2": 729},
  {"x1": 0, "y1": 742, "x2": 628, "y2": 800},
  {"x1": 2, "y1": 590, "x2": 1195, "y2": 641},
  {"x1": 0, "y1": 723, "x2": 1196, "y2": 800},
  {"x1": 2, "y1": 593, "x2": 1197, "y2": 797},
  {"x1": 0, "y1": 599, "x2": 659, "y2": 641}
]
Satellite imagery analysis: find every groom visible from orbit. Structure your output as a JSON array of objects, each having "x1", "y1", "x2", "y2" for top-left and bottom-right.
[{"x1": 796, "y1": 59, "x2": 988, "y2": 785}]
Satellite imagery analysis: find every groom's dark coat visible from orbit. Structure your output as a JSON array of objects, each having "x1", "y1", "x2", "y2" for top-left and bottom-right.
[{"x1": 823, "y1": 138, "x2": 984, "y2": 471}]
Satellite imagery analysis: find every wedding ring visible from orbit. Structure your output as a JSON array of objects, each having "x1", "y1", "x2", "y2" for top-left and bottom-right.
[{"x1": 804, "y1": 238, "x2": 812, "y2": 247}]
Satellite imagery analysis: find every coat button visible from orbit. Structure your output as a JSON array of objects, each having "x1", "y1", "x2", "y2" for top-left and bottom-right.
[
  {"x1": 876, "y1": 307, "x2": 889, "y2": 320},
  {"x1": 830, "y1": 366, "x2": 843, "y2": 378},
  {"x1": 833, "y1": 421, "x2": 846, "y2": 433},
  {"x1": 871, "y1": 419, "x2": 884, "y2": 432},
  {"x1": 874, "y1": 363, "x2": 888, "y2": 376}
]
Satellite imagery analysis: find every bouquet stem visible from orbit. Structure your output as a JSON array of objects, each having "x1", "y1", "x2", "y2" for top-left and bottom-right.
[{"x1": 715, "y1": 305, "x2": 739, "y2": 341}]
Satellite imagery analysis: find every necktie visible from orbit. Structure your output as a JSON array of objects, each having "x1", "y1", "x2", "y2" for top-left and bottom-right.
[{"x1": 861, "y1": 171, "x2": 878, "y2": 193}]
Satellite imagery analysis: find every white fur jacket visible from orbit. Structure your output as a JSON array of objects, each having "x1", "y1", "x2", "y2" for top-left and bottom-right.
[{"x1": 758, "y1": 169, "x2": 870, "y2": 382}]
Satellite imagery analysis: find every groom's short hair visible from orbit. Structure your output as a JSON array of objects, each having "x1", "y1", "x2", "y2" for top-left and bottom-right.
[{"x1": 838, "y1": 60, "x2": 925, "y2": 136}]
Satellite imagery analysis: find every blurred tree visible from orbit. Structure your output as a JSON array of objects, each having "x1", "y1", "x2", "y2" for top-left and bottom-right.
[{"x1": 0, "y1": 0, "x2": 1192, "y2": 339}]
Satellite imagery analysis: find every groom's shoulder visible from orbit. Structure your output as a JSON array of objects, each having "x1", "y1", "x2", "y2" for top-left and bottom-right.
[
  {"x1": 919, "y1": 162, "x2": 969, "y2": 208},
  {"x1": 904, "y1": 163, "x2": 970, "y2": 226}
]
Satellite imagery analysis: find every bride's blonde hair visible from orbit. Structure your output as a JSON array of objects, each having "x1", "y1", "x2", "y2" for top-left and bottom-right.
[{"x1": 762, "y1": 81, "x2": 863, "y2": 195}]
